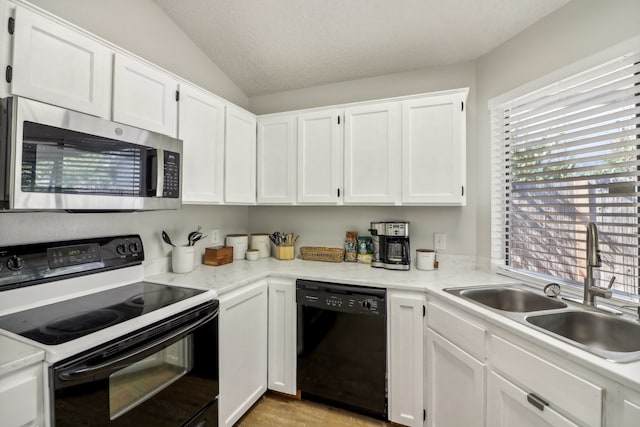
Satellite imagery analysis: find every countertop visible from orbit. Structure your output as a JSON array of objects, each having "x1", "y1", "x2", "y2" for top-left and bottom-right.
[
  {"x1": 148, "y1": 257, "x2": 640, "y2": 392},
  {"x1": 0, "y1": 335, "x2": 44, "y2": 377}
]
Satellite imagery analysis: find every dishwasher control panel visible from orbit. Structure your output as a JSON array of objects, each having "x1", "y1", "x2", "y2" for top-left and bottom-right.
[{"x1": 296, "y1": 280, "x2": 386, "y2": 315}]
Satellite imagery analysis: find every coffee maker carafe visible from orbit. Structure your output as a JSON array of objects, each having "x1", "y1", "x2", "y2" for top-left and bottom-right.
[{"x1": 372, "y1": 221, "x2": 410, "y2": 271}]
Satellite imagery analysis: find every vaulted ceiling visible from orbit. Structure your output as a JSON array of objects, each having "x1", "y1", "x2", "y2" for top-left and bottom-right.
[{"x1": 154, "y1": 0, "x2": 571, "y2": 96}]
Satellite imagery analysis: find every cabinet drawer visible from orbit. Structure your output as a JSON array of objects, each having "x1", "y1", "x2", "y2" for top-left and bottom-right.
[
  {"x1": 491, "y1": 335, "x2": 602, "y2": 427},
  {"x1": 427, "y1": 302, "x2": 485, "y2": 359}
]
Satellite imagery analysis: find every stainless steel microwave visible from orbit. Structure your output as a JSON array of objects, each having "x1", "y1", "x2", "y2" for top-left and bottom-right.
[{"x1": 0, "y1": 97, "x2": 182, "y2": 211}]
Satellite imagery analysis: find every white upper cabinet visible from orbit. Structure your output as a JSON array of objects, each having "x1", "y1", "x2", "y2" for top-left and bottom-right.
[
  {"x1": 11, "y1": 5, "x2": 112, "y2": 117},
  {"x1": 225, "y1": 105, "x2": 257, "y2": 204},
  {"x1": 343, "y1": 102, "x2": 401, "y2": 204},
  {"x1": 402, "y1": 90, "x2": 467, "y2": 205},
  {"x1": 297, "y1": 109, "x2": 342, "y2": 204},
  {"x1": 113, "y1": 53, "x2": 178, "y2": 137},
  {"x1": 178, "y1": 84, "x2": 226, "y2": 204},
  {"x1": 257, "y1": 115, "x2": 296, "y2": 204}
]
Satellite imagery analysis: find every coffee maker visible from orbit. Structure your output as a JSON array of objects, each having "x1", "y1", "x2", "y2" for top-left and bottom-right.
[{"x1": 370, "y1": 221, "x2": 410, "y2": 270}]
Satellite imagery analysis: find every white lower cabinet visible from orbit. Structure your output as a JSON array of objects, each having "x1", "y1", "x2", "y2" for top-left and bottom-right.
[
  {"x1": 426, "y1": 329, "x2": 485, "y2": 427},
  {"x1": 0, "y1": 363, "x2": 43, "y2": 427},
  {"x1": 267, "y1": 277, "x2": 296, "y2": 395},
  {"x1": 219, "y1": 280, "x2": 268, "y2": 427},
  {"x1": 622, "y1": 398, "x2": 640, "y2": 427},
  {"x1": 487, "y1": 371, "x2": 578, "y2": 427},
  {"x1": 388, "y1": 290, "x2": 425, "y2": 427},
  {"x1": 490, "y1": 335, "x2": 602, "y2": 427}
]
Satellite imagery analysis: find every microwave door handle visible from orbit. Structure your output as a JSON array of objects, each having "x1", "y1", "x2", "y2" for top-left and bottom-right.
[
  {"x1": 156, "y1": 149, "x2": 164, "y2": 197},
  {"x1": 57, "y1": 309, "x2": 217, "y2": 384}
]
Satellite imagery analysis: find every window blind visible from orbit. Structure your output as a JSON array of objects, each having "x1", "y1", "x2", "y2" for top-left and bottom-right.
[{"x1": 491, "y1": 51, "x2": 640, "y2": 297}]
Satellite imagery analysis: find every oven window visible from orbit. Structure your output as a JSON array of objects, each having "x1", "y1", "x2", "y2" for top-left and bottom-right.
[{"x1": 109, "y1": 336, "x2": 193, "y2": 420}]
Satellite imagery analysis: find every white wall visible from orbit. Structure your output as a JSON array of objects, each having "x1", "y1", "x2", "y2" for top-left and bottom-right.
[
  {"x1": 475, "y1": 0, "x2": 640, "y2": 262},
  {"x1": 28, "y1": 0, "x2": 249, "y2": 107},
  {"x1": 248, "y1": 62, "x2": 477, "y2": 257},
  {"x1": 0, "y1": 205, "x2": 249, "y2": 263}
]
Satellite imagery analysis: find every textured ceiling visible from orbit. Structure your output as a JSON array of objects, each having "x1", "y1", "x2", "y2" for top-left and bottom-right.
[{"x1": 154, "y1": 0, "x2": 570, "y2": 97}]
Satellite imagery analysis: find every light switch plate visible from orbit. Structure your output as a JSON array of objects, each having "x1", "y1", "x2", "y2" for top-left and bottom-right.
[{"x1": 434, "y1": 233, "x2": 447, "y2": 250}]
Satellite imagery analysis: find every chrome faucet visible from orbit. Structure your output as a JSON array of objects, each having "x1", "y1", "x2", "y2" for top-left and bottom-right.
[{"x1": 583, "y1": 222, "x2": 615, "y2": 306}]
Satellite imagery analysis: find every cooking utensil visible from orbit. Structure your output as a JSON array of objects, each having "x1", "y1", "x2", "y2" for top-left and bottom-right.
[{"x1": 162, "y1": 230, "x2": 175, "y2": 247}]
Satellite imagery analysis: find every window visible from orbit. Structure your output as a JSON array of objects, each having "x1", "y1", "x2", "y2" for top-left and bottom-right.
[{"x1": 491, "y1": 49, "x2": 640, "y2": 298}]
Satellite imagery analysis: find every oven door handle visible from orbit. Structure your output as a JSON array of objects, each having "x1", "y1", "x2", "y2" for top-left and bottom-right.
[{"x1": 57, "y1": 309, "x2": 217, "y2": 383}]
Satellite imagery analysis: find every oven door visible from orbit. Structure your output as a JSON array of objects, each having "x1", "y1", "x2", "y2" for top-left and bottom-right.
[
  {"x1": 51, "y1": 302, "x2": 218, "y2": 427},
  {"x1": 1, "y1": 96, "x2": 182, "y2": 211}
]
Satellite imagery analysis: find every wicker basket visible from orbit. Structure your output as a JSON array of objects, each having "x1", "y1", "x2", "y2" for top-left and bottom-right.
[{"x1": 300, "y1": 246, "x2": 345, "y2": 263}]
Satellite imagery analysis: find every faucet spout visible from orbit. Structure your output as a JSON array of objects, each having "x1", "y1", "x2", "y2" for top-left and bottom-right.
[
  {"x1": 584, "y1": 222, "x2": 611, "y2": 306},
  {"x1": 586, "y1": 222, "x2": 601, "y2": 268}
]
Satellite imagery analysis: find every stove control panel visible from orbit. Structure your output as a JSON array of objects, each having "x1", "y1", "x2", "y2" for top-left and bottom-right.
[{"x1": 0, "y1": 235, "x2": 144, "y2": 292}]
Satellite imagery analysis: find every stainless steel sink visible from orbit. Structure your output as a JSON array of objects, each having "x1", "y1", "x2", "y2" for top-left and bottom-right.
[
  {"x1": 446, "y1": 286, "x2": 567, "y2": 312},
  {"x1": 445, "y1": 284, "x2": 640, "y2": 362},
  {"x1": 527, "y1": 311, "x2": 640, "y2": 357}
]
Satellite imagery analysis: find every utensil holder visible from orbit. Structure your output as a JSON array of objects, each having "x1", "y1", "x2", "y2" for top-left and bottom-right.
[
  {"x1": 172, "y1": 246, "x2": 195, "y2": 273},
  {"x1": 275, "y1": 246, "x2": 295, "y2": 260}
]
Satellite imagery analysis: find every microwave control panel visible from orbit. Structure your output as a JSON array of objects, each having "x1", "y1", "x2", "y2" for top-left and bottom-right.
[{"x1": 163, "y1": 151, "x2": 180, "y2": 198}]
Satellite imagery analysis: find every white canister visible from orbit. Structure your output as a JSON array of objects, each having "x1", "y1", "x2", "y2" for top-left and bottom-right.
[
  {"x1": 172, "y1": 246, "x2": 195, "y2": 274},
  {"x1": 416, "y1": 249, "x2": 435, "y2": 271},
  {"x1": 249, "y1": 233, "x2": 271, "y2": 258},
  {"x1": 226, "y1": 234, "x2": 249, "y2": 260}
]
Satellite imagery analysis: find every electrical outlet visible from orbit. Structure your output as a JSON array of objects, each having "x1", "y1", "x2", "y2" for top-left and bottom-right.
[
  {"x1": 210, "y1": 229, "x2": 221, "y2": 246},
  {"x1": 434, "y1": 233, "x2": 447, "y2": 250}
]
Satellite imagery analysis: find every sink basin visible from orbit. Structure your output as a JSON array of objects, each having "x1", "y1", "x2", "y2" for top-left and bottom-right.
[
  {"x1": 527, "y1": 311, "x2": 640, "y2": 353},
  {"x1": 449, "y1": 287, "x2": 567, "y2": 312}
]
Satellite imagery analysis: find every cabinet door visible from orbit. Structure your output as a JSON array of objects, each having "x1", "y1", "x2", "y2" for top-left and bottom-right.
[
  {"x1": 12, "y1": 5, "x2": 111, "y2": 117},
  {"x1": 0, "y1": 363, "x2": 43, "y2": 427},
  {"x1": 178, "y1": 85, "x2": 225, "y2": 204},
  {"x1": 267, "y1": 277, "x2": 296, "y2": 395},
  {"x1": 225, "y1": 105, "x2": 257, "y2": 204},
  {"x1": 219, "y1": 280, "x2": 268, "y2": 427},
  {"x1": 402, "y1": 92, "x2": 467, "y2": 205},
  {"x1": 487, "y1": 371, "x2": 578, "y2": 427},
  {"x1": 113, "y1": 53, "x2": 178, "y2": 136},
  {"x1": 257, "y1": 115, "x2": 296, "y2": 204},
  {"x1": 426, "y1": 329, "x2": 485, "y2": 427},
  {"x1": 388, "y1": 291, "x2": 425, "y2": 427},
  {"x1": 344, "y1": 102, "x2": 401, "y2": 204},
  {"x1": 297, "y1": 109, "x2": 342, "y2": 204},
  {"x1": 623, "y1": 398, "x2": 640, "y2": 427}
]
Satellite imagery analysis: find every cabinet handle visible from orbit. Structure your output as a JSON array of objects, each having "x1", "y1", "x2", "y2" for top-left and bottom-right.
[
  {"x1": 8, "y1": 17, "x2": 15, "y2": 35},
  {"x1": 337, "y1": 188, "x2": 341, "y2": 197},
  {"x1": 527, "y1": 393, "x2": 549, "y2": 411}
]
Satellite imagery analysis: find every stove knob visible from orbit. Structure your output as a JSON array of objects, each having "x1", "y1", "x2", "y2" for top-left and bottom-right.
[
  {"x1": 7, "y1": 255, "x2": 24, "y2": 271},
  {"x1": 129, "y1": 242, "x2": 141, "y2": 254},
  {"x1": 116, "y1": 244, "x2": 127, "y2": 255}
]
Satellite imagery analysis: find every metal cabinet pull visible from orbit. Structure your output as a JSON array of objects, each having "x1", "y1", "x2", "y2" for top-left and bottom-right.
[{"x1": 527, "y1": 393, "x2": 549, "y2": 411}]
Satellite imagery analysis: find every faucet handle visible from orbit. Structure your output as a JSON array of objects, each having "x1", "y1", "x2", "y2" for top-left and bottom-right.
[{"x1": 606, "y1": 276, "x2": 616, "y2": 289}]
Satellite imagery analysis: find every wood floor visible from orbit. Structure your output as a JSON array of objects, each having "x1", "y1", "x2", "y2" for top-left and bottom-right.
[{"x1": 235, "y1": 392, "x2": 392, "y2": 427}]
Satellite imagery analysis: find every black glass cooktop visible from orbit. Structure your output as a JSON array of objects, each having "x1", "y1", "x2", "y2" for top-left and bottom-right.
[{"x1": 0, "y1": 282, "x2": 205, "y2": 345}]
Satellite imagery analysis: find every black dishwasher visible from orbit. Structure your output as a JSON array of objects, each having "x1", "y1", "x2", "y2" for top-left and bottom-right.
[{"x1": 296, "y1": 279, "x2": 387, "y2": 419}]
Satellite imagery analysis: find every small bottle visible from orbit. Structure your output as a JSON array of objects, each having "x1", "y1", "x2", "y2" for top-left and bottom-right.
[
  {"x1": 434, "y1": 250, "x2": 439, "y2": 269},
  {"x1": 344, "y1": 231, "x2": 358, "y2": 262}
]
